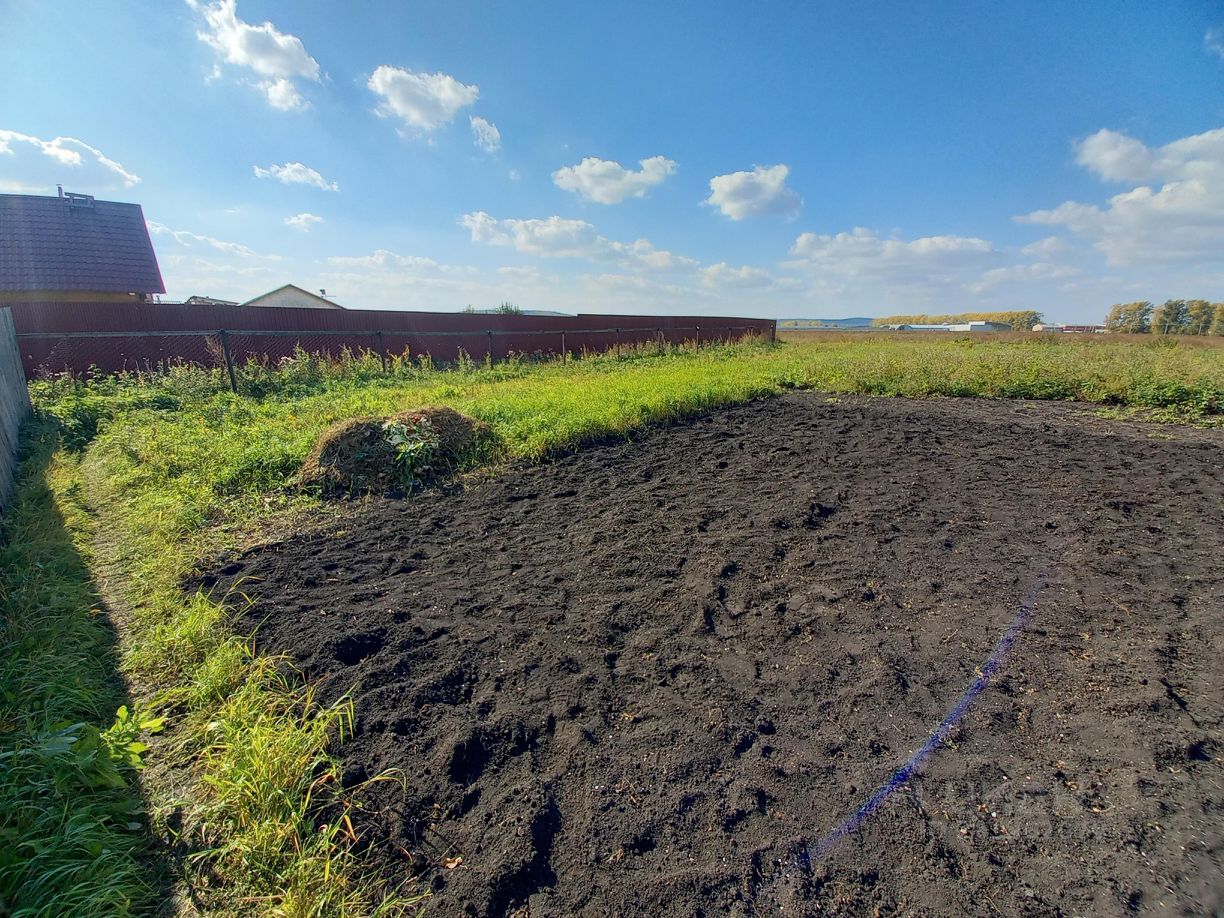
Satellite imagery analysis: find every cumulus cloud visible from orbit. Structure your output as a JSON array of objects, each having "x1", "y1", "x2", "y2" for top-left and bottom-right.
[
  {"x1": 253, "y1": 161, "x2": 338, "y2": 191},
  {"x1": 470, "y1": 116, "x2": 501, "y2": 152},
  {"x1": 191, "y1": 0, "x2": 320, "y2": 110},
  {"x1": 0, "y1": 129, "x2": 140, "y2": 192},
  {"x1": 460, "y1": 211, "x2": 696, "y2": 271},
  {"x1": 285, "y1": 212, "x2": 323, "y2": 232},
  {"x1": 705, "y1": 164, "x2": 802, "y2": 220},
  {"x1": 700, "y1": 262, "x2": 773, "y2": 288},
  {"x1": 1073, "y1": 126, "x2": 1224, "y2": 183},
  {"x1": 1018, "y1": 125, "x2": 1224, "y2": 265},
  {"x1": 789, "y1": 227, "x2": 996, "y2": 279},
  {"x1": 552, "y1": 155, "x2": 676, "y2": 204},
  {"x1": 369, "y1": 65, "x2": 479, "y2": 133}
]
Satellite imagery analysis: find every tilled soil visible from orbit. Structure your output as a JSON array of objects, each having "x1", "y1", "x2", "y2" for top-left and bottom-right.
[{"x1": 204, "y1": 394, "x2": 1224, "y2": 917}]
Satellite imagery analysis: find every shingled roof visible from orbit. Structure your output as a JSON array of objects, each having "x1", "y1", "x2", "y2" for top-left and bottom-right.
[{"x1": 0, "y1": 192, "x2": 165, "y2": 294}]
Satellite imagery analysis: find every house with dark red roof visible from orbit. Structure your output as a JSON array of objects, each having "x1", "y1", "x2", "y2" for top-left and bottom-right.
[{"x1": 0, "y1": 190, "x2": 165, "y2": 304}]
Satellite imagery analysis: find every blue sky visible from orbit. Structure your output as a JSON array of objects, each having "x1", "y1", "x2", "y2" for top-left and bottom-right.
[{"x1": 2, "y1": 0, "x2": 1222, "y2": 321}]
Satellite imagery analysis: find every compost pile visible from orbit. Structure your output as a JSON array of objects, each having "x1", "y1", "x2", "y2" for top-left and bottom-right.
[
  {"x1": 205, "y1": 393, "x2": 1223, "y2": 917},
  {"x1": 299, "y1": 405, "x2": 489, "y2": 495}
]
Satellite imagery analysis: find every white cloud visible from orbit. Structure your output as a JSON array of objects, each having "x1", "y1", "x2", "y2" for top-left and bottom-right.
[
  {"x1": 497, "y1": 265, "x2": 551, "y2": 280},
  {"x1": 148, "y1": 220, "x2": 279, "y2": 259},
  {"x1": 705, "y1": 164, "x2": 802, "y2": 220},
  {"x1": 262, "y1": 77, "x2": 306, "y2": 111},
  {"x1": 0, "y1": 129, "x2": 140, "y2": 192},
  {"x1": 966, "y1": 262, "x2": 1079, "y2": 294},
  {"x1": 253, "y1": 161, "x2": 338, "y2": 191},
  {"x1": 789, "y1": 227, "x2": 996, "y2": 279},
  {"x1": 585, "y1": 273, "x2": 651, "y2": 290},
  {"x1": 700, "y1": 262, "x2": 773, "y2": 288},
  {"x1": 191, "y1": 0, "x2": 320, "y2": 110},
  {"x1": 369, "y1": 65, "x2": 479, "y2": 133},
  {"x1": 1018, "y1": 125, "x2": 1224, "y2": 265},
  {"x1": 1019, "y1": 235, "x2": 1070, "y2": 259},
  {"x1": 470, "y1": 116, "x2": 501, "y2": 153},
  {"x1": 552, "y1": 155, "x2": 676, "y2": 204},
  {"x1": 1073, "y1": 127, "x2": 1224, "y2": 183},
  {"x1": 460, "y1": 211, "x2": 696, "y2": 271},
  {"x1": 285, "y1": 212, "x2": 323, "y2": 232},
  {"x1": 1207, "y1": 26, "x2": 1224, "y2": 60},
  {"x1": 462, "y1": 212, "x2": 599, "y2": 258},
  {"x1": 327, "y1": 249, "x2": 473, "y2": 273}
]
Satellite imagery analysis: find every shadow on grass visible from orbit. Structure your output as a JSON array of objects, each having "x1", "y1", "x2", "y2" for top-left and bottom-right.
[{"x1": 0, "y1": 418, "x2": 183, "y2": 916}]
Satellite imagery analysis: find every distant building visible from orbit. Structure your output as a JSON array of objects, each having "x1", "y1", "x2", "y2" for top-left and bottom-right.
[
  {"x1": 1033, "y1": 323, "x2": 1107, "y2": 334},
  {"x1": 889, "y1": 321, "x2": 1012, "y2": 332},
  {"x1": 241, "y1": 284, "x2": 343, "y2": 309},
  {"x1": 0, "y1": 190, "x2": 165, "y2": 304},
  {"x1": 185, "y1": 294, "x2": 238, "y2": 306}
]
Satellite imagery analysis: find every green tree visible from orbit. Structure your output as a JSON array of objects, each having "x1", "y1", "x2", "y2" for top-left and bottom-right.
[
  {"x1": 1211, "y1": 304, "x2": 1224, "y2": 336},
  {"x1": 1104, "y1": 301, "x2": 1152, "y2": 333},
  {"x1": 1151, "y1": 299, "x2": 1189, "y2": 335},
  {"x1": 494, "y1": 301, "x2": 522, "y2": 315},
  {"x1": 1184, "y1": 300, "x2": 1216, "y2": 335}
]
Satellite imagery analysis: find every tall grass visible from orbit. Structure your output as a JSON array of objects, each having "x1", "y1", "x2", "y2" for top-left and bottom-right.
[{"x1": 19, "y1": 332, "x2": 1224, "y2": 913}]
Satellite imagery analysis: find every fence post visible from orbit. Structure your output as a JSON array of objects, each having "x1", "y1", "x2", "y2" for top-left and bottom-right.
[
  {"x1": 695, "y1": 325, "x2": 701, "y2": 351},
  {"x1": 615, "y1": 327, "x2": 621, "y2": 358},
  {"x1": 376, "y1": 331, "x2": 387, "y2": 373},
  {"x1": 219, "y1": 330, "x2": 238, "y2": 393},
  {"x1": 486, "y1": 329, "x2": 494, "y2": 367},
  {"x1": 561, "y1": 331, "x2": 567, "y2": 363}
]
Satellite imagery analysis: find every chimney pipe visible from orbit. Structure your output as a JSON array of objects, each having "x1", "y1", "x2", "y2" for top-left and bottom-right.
[{"x1": 57, "y1": 184, "x2": 63, "y2": 198}]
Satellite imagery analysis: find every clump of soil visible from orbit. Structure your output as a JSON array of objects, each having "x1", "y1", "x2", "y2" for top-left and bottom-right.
[
  {"x1": 208, "y1": 394, "x2": 1224, "y2": 916},
  {"x1": 299, "y1": 405, "x2": 490, "y2": 495}
]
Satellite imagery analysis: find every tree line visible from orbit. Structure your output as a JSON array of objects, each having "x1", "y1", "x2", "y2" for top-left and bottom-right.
[
  {"x1": 871, "y1": 311, "x2": 1042, "y2": 330},
  {"x1": 1105, "y1": 300, "x2": 1224, "y2": 335}
]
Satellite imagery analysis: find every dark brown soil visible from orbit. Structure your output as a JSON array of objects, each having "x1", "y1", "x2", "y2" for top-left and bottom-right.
[{"x1": 203, "y1": 394, "x2": 1224, "y2": 917}]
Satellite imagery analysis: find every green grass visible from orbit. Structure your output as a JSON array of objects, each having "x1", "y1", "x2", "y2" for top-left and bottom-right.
[
  {"x1": 15, "y1": 332, "x2": 1224, "y2": 914},
  {"x1": 0, "y1": 421, "x2": 159, "y2": 917}
]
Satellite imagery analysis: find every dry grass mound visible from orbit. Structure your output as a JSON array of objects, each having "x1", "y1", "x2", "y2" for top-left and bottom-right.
[{"x1": 300, "y1": 405, "x2": 490, "y2": 495}]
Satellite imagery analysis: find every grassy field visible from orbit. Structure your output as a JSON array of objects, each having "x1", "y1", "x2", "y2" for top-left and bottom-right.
[{"x1": 4, "y1": 332, "x2": 1223, "y2": 915}]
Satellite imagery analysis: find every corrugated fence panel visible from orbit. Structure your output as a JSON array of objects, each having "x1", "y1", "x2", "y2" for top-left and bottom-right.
[
  {"x1": 0, "y1": 307, "x2": 32, "y2": 510},
  {"x1": 5, "y1": 302, "x2": 775, "y2": 375}
]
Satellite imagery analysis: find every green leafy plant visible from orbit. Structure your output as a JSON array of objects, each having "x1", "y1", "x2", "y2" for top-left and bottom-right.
[{"x1": 382, "y1": 417, "x2": 441, "y2": 489}]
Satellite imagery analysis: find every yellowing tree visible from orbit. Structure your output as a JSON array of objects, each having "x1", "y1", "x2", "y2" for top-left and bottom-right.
[{"x1": 1184, "y1": 300, "x2": 1216, "y2": 335}]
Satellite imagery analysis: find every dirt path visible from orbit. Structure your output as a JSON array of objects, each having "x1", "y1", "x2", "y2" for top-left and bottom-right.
[{"x1": 204, "y1": 394, "x2": 1224, "y2": 917}]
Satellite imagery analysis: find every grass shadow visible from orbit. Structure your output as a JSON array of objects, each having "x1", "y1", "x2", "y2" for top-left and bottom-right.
[{"x1": 0, "y1": 418, "x2": 179, "y2": 916}]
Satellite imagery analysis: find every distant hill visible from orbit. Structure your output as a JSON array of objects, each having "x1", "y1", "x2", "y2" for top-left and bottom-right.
[{"x1": 778, "y1": 317, "x2": 873, "y2": 328}]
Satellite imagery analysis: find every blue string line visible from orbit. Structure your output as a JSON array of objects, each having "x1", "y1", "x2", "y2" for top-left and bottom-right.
[{"x1": 798, "y1": 572, "x2": 1047, "y2": 869}]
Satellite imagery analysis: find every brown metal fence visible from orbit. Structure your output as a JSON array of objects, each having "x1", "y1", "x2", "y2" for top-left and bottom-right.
[
  {"x1": 7, "y1": 302, "x2": 776, "y2": 386},
  {"x1": 0, "y1": 307, "x2": 32, "y2": 510}
]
